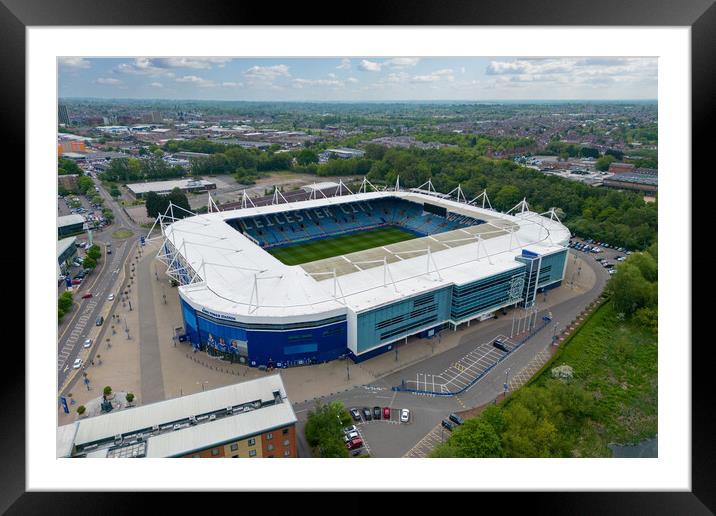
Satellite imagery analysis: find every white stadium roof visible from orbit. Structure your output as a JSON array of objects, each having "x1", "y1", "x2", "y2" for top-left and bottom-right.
[{"x1": 159, "y1": 191, "x2": 570, "y2": 323}]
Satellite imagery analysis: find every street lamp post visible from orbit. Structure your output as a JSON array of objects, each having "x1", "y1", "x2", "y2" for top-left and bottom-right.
[
  {"x1": 196, "y1": 381, "x2": 208, "y2": 392},
  {"x1": 503, "y1": 368, "x2": 511, "y2": 397}
]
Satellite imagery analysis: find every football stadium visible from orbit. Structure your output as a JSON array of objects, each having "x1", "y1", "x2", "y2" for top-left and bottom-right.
[{"x1": 153, "y1": 185, "x2": 571, "y2": 368}]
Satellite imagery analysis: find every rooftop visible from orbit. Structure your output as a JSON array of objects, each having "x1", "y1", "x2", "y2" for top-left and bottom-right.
[
  {"x1": 162, "y1": 191, "x2": 570, "y2": 323},
  {"x1": 58, "y1": 374, "x2": 295, "y2": 458}
]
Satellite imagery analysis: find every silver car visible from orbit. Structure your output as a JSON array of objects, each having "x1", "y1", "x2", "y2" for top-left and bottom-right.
[{"x1": 83, "y1": 338, "x2": 92, "y2": 348}]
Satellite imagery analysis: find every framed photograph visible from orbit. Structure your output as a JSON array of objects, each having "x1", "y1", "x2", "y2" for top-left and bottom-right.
[{"x1": 11, "y1": 0, "x2": 710, "y2": 512}]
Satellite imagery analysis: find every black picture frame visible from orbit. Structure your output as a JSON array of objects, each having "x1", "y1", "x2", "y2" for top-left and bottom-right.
[{"x1": 6, "y1": 0, "x2": 710, "y2": 513}]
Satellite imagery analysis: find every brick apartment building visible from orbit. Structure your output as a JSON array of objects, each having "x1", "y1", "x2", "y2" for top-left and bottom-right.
[{"x1": 57, "y1": 374, "x2": 297, "y2": 458}]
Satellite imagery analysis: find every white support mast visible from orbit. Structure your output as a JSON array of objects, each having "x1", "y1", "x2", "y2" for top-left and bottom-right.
[
  {"x1": 241, "y1": 190, "x2": 256, "y2": 209},
  {"x1": 272, "y1": 186, "x2": 289, "y2": 205},
  {"x1": 468, "y1": 190, "x2": 492, "y2": 210},
  {"x1": 395, "y1": 175, "x2": 401, "y2": 192},
  {"x1": 206, "y1": 192, "x2": 220, "y2": 213}
]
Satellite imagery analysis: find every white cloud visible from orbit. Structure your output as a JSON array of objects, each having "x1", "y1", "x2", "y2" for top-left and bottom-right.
[
  {"x1": 175, "y1": 75, "x2": 214, "y2": 87},
  {"x1": 336, "y1": 58, "x2": 351, "y2": 70},
  {"x1": 95, "y1": 77, "x2": 121, "y2": 85},
  {"x1": 244, "y1": 64, "x2": 291, "y2": 83},
  {"x1": 292, "y1": 78, "x2": 344, "y2": 89},
  {"x1": 221, "y1": 82, "x2": 243, "y2": 88},
  {"x1": 59, "y1": 57, "x2": 91, "y2": 69},
  {"x1": 347, "y1": 77, "x2": 359, "y2": 83},
  {"x1": 411, "y1": 69, "x2": 454, "y2": 83},
  {"x1": 160, "y1": 57, "x2": 232, "y2": 69},
  {"x1": 149, "y1": 82, "x2": 163, "y2": 88},
  {"x1": 385, "y1": 57, "x2": 420, "y2": 68},
  {"x1": 358, "y1": 60, "x2": 382, "y2": 72}
]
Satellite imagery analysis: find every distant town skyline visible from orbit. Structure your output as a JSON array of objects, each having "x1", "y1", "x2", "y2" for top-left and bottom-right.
[{"x1": 59, "y1": 57, "x2": 658, "y2": 102}]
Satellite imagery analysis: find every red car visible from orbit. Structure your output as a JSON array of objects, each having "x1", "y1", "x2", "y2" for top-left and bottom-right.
[
  {"x1": 383, "y1": 407, "x2": 391, "y2": 420},
  {"x1": 71, "y1": 279, "x2": 82, "y2": 285},
  {"x1": 81, "y1": 292, "x2": 93, "y2": 299},
  {"x1": 346, "y1": 437, "x2": 363, "y2": 450}
]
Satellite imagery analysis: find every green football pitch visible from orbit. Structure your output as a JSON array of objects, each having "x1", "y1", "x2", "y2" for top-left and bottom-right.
[{"x1": 267, "y1": 226, "x2": 419, "y2": 266}]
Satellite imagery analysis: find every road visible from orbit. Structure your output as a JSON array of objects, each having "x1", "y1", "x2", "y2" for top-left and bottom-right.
[
  {"x1": 57, "y1": 178, "x2": 144, "y2": 391},
  {"x1": 291, "y1": 245, "x2": 613, "y2": 457}
]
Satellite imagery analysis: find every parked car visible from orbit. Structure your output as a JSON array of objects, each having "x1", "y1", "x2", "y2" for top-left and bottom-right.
[
  {"x1": 362, "y1": 407, "x2": 372, "y2": 421},
  {"x1": 343, "y1": 425, "x2": 357, "y2": 435},
  {"x1": 96, "y1": 315, "x2": 104, "y2": 326},
  {"x1": 383, "y1": 407, "x2": 391, "y2": 420},
  {"x1": 609, "y1": 269, "x2": 617, "y2": 275},
  {"x1": 346, "y1": 437, "x2": 364, "y2": 450},
  {"x1": 373, "y1": 406, "x2": 381, "y2": 420},
  {"x1": 72, "y1": 358, "x2": 83, "y2": 369},
  {"x1": 441, "y1": 420, "x2": 454, "y2": 432},
  {"x1": 350, "y1": 408, "x2": 362, "y2": 422},
  {"x1": 81, "y1": 292, "x2": 93, "y2": 299},
  {"x1": 400, "y1": 408, "x2": 410, "y2": 423},
  {"x1": 107, "y1": 249, "x2": 112, "y2": 255},
  {"x1": 493, "y1": 339, "x2": 509, "y2": 352},
  {"x1": 71, "y1": 279, "x2": 82, "y2": 285},
  {"x1": 448, "y1": 413, "x2": 464, "y2": 426},
  {"x1": 343, "y1": 431, "x2": 360, "y2": 442},
  {"x1": 83, "y1": 338, "x2": 92, "y2": 348},
  {"x1": 107, "y1": 294, "x2": 115, "y2": 301}
]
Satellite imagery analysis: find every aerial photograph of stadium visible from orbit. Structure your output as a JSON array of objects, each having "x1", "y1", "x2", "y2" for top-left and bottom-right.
[{"x1": 56, "y1": 56, "x2": 658, "y2": 460}]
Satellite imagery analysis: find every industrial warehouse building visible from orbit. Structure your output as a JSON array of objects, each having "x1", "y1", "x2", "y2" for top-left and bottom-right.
[
  {"x1": 58, "y1": 214, "x2": 86, "y2": 237},
  {"x1": 57, "y1": 375, "x2": 297, "y2": 458},
  {"x1": 126, "y1": 178, "x2": 217, "y2": 199},
  {"x1": 153, "y1": 188, "x2": 570, "y2": 369}
]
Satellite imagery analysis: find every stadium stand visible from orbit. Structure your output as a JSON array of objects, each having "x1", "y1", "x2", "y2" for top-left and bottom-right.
[{"x1": 225, "y1": 197, "x2": 485, "y2": 249}]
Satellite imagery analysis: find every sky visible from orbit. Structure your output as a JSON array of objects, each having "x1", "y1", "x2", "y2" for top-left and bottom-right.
[{"x1": 58, "y1": 57, "x2": 658, "y2": 102}]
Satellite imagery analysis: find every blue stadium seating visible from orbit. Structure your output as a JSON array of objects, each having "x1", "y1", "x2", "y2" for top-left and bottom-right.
[{"x1": 225, "y1": 197, "x2": 485, "y2": 249}]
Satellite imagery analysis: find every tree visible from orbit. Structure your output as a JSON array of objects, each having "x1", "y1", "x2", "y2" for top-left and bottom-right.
[
  {"x1": 58, "y1": 291, "x2": 73, "y2": 313},
  {"x1": 77, "y1": 405, "x2": 86, "y2": 415},
  {"x1": 58, "y1": 158, "x2": 83, "y2": 176},
  {"x1": 82, "y1": 256, "x2": 97, "y2": 269},
  {"x1": 626, "y1": 251, "x2": 657, "y2": 283},
  {"x1": 103, "y1": 386, "x2": 113, "y2": 397},
  {"x1": 296, "y1": 148, "x2": 319, "y2": 166},
  {"x1": 110, "y1": 185, "x2": 121, "y2": 198},
  {"x1": 304, "y1": 400, "x2": 351, "y2": 458},
  {"x1": 77, "y1": 176, "x2": 94, "y2": 194},
  {"x1": 595, "y1": 155, "x2": 616, "y2": 171},
  {"x1": 166, "y1": 188, "x2": 192, "y2": 217},
  {"x1": 87, "y1": 245, "x2": 102, "y2": 260},
  {"x1": 126, "y1": 392, "x2": 135, "y2": 404},
  {"x1": 449, "y1": 418, "x2": 504, "y2": 457},
  {"x1": 607, "y1": 263, "x2": 655, "y2": 316}
]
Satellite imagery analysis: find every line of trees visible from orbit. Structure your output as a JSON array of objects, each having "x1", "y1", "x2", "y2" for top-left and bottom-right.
[
  {"x1": 58, "y1": 290, "x2": 73, "y2": 323},
  {"x1": 144, "y1": 188, "x2": 192, "y2": 219},
  {"x1": 430, "y1": 246, "x2": 658, "y2": 458}
]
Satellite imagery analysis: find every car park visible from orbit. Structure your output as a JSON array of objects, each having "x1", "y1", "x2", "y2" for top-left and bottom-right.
[
  {"x1": 373, "y1": 406, "x2": 381, "y2": 420},
  {"x1": 350, "y1": 408, "x2": 362, "y2": 422},
  {"x1": 346, "y1": 437, "x2": 363, "y2": 450},
  {"x1": 72, "y1": 358, "x2": 83, "y2": 369},
  {"x1": 400, "y1": 408, "x2": 410, "y2": 423},
  {"x1": 362, "y1": 407, "x2": 372, "y2": 421},
  {"x1": 83, "y1": 338, "x2": 92, "y2": 348},
  {"x1": 383, "y1": 407, "x2": 391, "y2": 420},
  {"x1": 441, "y1": 420, "x2": 454, "y2": 432},
  {"x1": 448, "y1": 413, "x2": 464, "y2": 426}
]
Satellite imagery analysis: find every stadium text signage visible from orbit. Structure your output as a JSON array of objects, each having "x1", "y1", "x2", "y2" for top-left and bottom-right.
[{"x1": 201, "y1": 307, "x2": 237, "y2": 321}]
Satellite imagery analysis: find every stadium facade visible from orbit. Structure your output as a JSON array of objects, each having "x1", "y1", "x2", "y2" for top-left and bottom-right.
[{"x1": 153, "y1": 187, "x2": 570, "y2": 368}]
